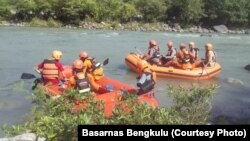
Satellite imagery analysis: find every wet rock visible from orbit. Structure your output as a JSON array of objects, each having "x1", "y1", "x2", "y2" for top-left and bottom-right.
[
  {"x1": 245, "y1": 29, "x2": 250, "y2": 34},
  {"x1": 224, "y1": 77, "x2": 244, "y2": 86},
  {"x1": 244, "y1": 64, "x2": 250, "y2": 71},
  {"x1": 0, "y1": 133, "x2": 45, "y2": 141},
  {"x1": 213, "y1": 25, "x2": 228, "y2": 33}
]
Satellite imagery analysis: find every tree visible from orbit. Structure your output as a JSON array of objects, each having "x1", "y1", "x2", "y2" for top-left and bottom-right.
[
  {"x1": 117, "y1": 3, "x2": 137, "y2": 22},
  {"x1": 14, "y1": 0, "x2": 37, "y2": 21},
  {"x1": 57, "y1": 0, "x2": 84, "y2": 24},
  {"x1": 168, "y1": 0, "x2": 204, "y2": 27},
  {"x1": 135, "y1": 0, "x2": 167, "y2": 22},
  {"x1": 203, "y1": 0, "x2": 249, "y2": 28}
]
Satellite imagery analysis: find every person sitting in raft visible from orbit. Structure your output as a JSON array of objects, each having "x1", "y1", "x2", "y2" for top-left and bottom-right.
[
  {"x1": 165, "y1": 44, "x2": 194, "y2": 69},
  {"x1": 203, "y1": 43, "x2": 216, "y2": 67},
  {"x1": 161, "y1": 41, "x2": 177, "y2": 64},
  {"x1": 69, "y1": 59, "x2": 109, "y2": 94},
  {"x1": 141, "y1": 39, "x2": 161, "y2": 65},
  {"x1": 188, "y1": 42, "x2": 202, "y2": 68},
  {"x1": 188, "y1": 42, "x2": 199, "y2": 62},
  {"x1": 34, "y1": 50, "x2": 65, "y2": 85},
  {"x1": 136, "y1": 60, "x2": 156, "y2": 95},
  {"x1": 78, "y1": 51, "x2": 104, "y2": 81}
]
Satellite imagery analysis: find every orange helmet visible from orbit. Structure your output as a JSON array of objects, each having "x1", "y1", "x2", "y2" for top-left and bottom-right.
[
  {"x1": 166, "y1": 41, "x2": 173, "y2": 48},
  {"x1": 179, "y1": 43, "x2": 186, "y2": 50},
  {"x1": 149, "y1": 40, "x2": 157, "y2": 46},
  {"x1": 76, "y1": 72, "x2": 85, "y2": 79},
  {"x1": 189, "y1": 42, "x2": 195, "y2": 48},
  {"x1": 205, "y1": 43, "x2": 213, "y2": 51},
  {"x1": 79, "y1": 51, "x2": 88, "y2": 58},
  {"x1": 137, "y1": 60, "x2": 147, "y2": 72},
  {"x1": 52, "y1": 50, "x2": 63, "y2": 60},
  {"x1": 72, "y1": 59, "x2": 84, "y2": 69}
]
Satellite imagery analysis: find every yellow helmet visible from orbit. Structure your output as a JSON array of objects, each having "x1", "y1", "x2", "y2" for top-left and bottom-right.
[
  {"x1": 205, "y1": 43, "x2": 213, "y2": 51},
  {"x1": 72, "y1": 59, "x2": 84, "y2": 69},
  {"x1": 52, "y1": 50, "x2": 63, "y2": 60},
  {"x1": 189, "y1": 42, "x2": 195, "y2": 48}
]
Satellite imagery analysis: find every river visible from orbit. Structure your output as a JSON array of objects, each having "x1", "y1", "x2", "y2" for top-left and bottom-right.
[{"x1": 0, "y1": 27, "x2": 250, "y2": 130}]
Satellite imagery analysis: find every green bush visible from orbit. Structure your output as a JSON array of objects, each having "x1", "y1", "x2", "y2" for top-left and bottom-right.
[{"x1": 1, "y1": 85, "x2": 216, "y2": 141}]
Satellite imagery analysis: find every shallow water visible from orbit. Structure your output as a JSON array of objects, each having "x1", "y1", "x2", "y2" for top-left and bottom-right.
[{"x1": 0, "y1": 27, "x2": 250, "y2": 130}]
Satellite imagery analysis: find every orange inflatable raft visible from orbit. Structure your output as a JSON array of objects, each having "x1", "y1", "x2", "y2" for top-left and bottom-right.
[
  {"x1": 37, "y1": 66, "x2": 158, "y2": 117},
  {"x1": 125, "y1": 53, "x2": 222, "y2": 80}
]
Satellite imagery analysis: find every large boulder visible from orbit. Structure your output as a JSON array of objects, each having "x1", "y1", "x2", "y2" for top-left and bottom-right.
[
  {"x1": 213, "y1": 25, "x2": 228, "y2": 33},
  {"x1": 244, "y1": 64, "x2": 250, "y2": 71}
]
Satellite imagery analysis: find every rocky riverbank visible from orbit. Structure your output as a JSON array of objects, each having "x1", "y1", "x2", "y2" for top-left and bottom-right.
[{"x1": 1, "y1": 20, "x2": 249, "y2": 34}]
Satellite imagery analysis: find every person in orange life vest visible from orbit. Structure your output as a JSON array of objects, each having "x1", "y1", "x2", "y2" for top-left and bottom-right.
[
  {"x1": 136, "y1": 60, "x2": 156, "y2": 95},
  {"x1": 142, "y1": 40, "x2": 161, "y2": 65},
  {"x1": 161, "y1": 41, "x2": 177, "y2": 64},
  {"x1": 79, "y1": 51, "x2": 104, "y2": 81},
  {"x1": 204, "y1": 43, "x2": 216, "y2": 67},
  {"x1": 69, "y1": 59, "x2": 108, "y2": 94},
  {"x1": 166, "y1": 44, "x2": 194, "y2": 69},
  {"x1": 78, "y1": 51, "x2": 91, "y2": 75},
  {"x1": 188, "y1": 42, "x2": 202, "y2": 68},
  {"x1": 34, "y1": 50, "x2": 65, "y2": 85}
]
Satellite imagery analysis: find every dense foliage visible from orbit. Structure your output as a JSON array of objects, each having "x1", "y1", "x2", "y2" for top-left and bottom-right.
[
  {"x1": 1, "y1": 85, "x2": 216, "y2": 141},
  {"x1": 1, "y1": 0, "x2": 250, "y2": 28}
]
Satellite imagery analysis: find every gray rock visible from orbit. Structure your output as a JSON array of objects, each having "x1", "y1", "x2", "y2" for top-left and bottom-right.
[
  {"x1": 245, "y1": 29, "x2": 250, "y2": 34},
  {"x1": 244, "y1": 64, "x2": 250, "y2": 71},
  {"x1": 0, "y1": 133, "x2": 45, "y2": 141},
  {"x1": 213, "y1": 25, "x2": 228, "y2": 33},
  {"x1": 224, "y1": 77, "x2": 244, "y2": 86}
]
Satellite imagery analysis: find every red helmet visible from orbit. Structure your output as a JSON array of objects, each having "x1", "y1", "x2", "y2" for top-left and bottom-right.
[
  {"x1": 166, "y1": 41, "x2": 173, "y2": 48},
  {"x1": 179, "y1": 43, "x2": 186, "y2": 50},
  {"x1": 149, "y1": 40, "x2": 157, "y2": 46},
  {"x1": 79, "y1": 51, "x2": 88, "y2": 58},
  {"x1": 72, "y1": 59, "x2": 84, "y2": 69}
]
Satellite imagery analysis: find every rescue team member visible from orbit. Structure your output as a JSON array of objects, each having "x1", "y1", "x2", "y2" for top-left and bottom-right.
[
  {"x1": 78, "y1": 51, "x2": 104, "y2": 81},
  {"x1": 69, "y1": 59, "x2": 109, "y2": 94},
  {"x1": 136, "y1": 60, "x2": 156, "y2": 95},
  {"x1": 69, "y1": 59, "x2": 91, "y2": 94},
  {"x1": 165, "y1": 44, "x2": 194, "y2": 69},
  {"x1": 161, "y1": 41, "x2": 177, "y2": 64},
  {"x1": 204, "y1": 43, "x2": 216, "y2": 67},
  {"x1": 34, "y1": 50, "x2": 65, "y2": 85},
  {"x1": 188, "y1": 42, "x2": 199, "y2": 63},
  {"x1": 188, "y1": 42, "x2": 204, "y2": 68},
  {"x1": 142, "y1": 40, "x2": 161, "y2": 65}
]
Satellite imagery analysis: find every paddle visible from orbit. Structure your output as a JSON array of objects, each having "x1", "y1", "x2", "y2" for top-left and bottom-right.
[
  {"x1": 102, "y1": 58, "x2": 109, "y2": 66},
  {"x1": 21, "y1": 73, "x2": 36, "y2": 79}
]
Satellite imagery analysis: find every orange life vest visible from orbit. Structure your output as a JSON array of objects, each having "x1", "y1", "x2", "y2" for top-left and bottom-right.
[{"x1": 42, "y1": 59, "x2": 59, "y2": 79}]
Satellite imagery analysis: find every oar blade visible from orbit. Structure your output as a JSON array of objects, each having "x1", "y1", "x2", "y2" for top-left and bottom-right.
[
  {"x1": 103, "y1": 58, "x2": 109, "y2": 66},
  {"x1": 21, "y1": 73, "x2": 36, "y2": 79}
]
